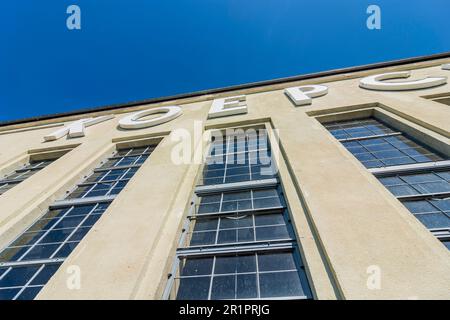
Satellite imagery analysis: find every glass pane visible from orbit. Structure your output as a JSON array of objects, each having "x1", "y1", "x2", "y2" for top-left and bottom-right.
[
  {"x1": 68, "y1": 227, "x2": 91, "y2": 242},
  {"x1": 198, "y1": 203, "x2": 220, "y2": 214},
  {"x1": 15, "y1": 286, "x2": 43, "y2": 300},
  {"x1": 0, "y1": 288, "x2": 20, "y2": 300},
  {"x1": 220, "y1": 216, "x2": 253, "y2": 229},
  {"x1": 211, "y1": 275, "x2": 235, "y2": 300},
  {"x1": 236, "y1": 274, "x2": 258, "y2": 299},
  {"x1": 0, "y1": 247, "x2": 31, "y2": 262},
  {"x1": 53, "y1": 216, "x2": 85, "y2": 229},
  {"x1": 0, "y1": 266, "x2": 40, "y2": 287},
  {"x1": 214, "y1": 255, "x2": 256, "y2": 274},
  {"x1": 237, "y1": 228, "x2": 254, "y2": 242},
  {"x1": 254, "y1": 197, "x2": 281, "y2": 209},
  {"x1": 10, "y1": 232, "x2": 45, "y2": 247},
  {"x1": 253, "y1": 189, "x2": 278, "y2": 199},
  {"x1": 193, "y1": 219, "x2": 218, "y2": 232},
  {"x1": 176, "y1": 276, "x2": 210, "y2": 300},
  {"x1": 82, "y1": 214, "x2": 102, "y2": 227},
  {"x1": 259, "y1": 271, "x2": 304, "y2": 298},
  {"x1": 387, "y1": 185, "x2": 418, "y2": 197},
  {"x1": 40, "y1": 208, "x2": 71, "y2": 221},
  {"x1": 402, "y1": 173, "x2": 438, "y2": 183},
  {"x1": 418, "y1": 181, "x2": 450, "y2": 194},
  {"x1": 403, "y1": 201, "x2": 436, "y2": 214},
  {"x1": 190, "y1": 231, "x2": 216, "y2": 246},
  {"x1": 21, "y1": 244, "x2": 60, "y2": 260},
  {"x1": 217, "y1": 230, "x2": 237, "y2": 244},
  {"x1": 66, "y1": 205, "x2": 95, "y2": 216},
  {"x1": 443, "y1": 241, "x2": 450, "y2": 250},
  {"x1": 53, "y1": 242, "x2": 79, "y2": 258},
  {"x1": 181, "y1": 257, "x2": 214, "y2": 276},
  {"x1": 431, "y1": 199, "x2": 450, "y2": 211},
  {"x1": 39, "y1": 229, "x2": 73, "y2": 244},
  {"x1": 258, "y1": 252, "x2": 297, "y2": 272},
  {"x1": 415, "y1": 213, "x2": 450, "y2": 229},
  {"x1": 30, "y1": 264, "x2": 61, "y2": 286},
  {"x1": 255, "y1": 213, "x2": 286, "y2": 226},
  {"x1": 256, "y1": 225, "x2": 290, "y2": 241},
  {"x1": 200, "y1": 194, "x2": 221, "y2": 204}
]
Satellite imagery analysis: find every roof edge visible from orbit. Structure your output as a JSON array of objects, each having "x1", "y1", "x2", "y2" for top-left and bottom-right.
[{"x1": 1, "y1": 51, "x2": 450, "y2": 127}]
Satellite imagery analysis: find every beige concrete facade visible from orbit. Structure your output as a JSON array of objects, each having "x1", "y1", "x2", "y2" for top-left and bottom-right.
[{"x1": 0, "y1": 57, "x2": 449, "y2": 300}]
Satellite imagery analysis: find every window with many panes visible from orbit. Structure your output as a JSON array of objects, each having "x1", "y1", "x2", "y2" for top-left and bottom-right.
[
  {"x1": 323, "y1": 117, "x2": 450, "y2": 249},
  {"x1": 185, "y1": 210, "x2": 294, "y2": 247},
  {"x1": 164, "y1": 128, "x2": 312, "y2": 300},
  {"x1": 0, "y1": 158, "x2": 60, "y2": 196},
  {"x1": 0, "y1": 145, "x2": 155, "y2": 300},
  {"x1": 174, "y1": 250, "x2": 309, "y2": 300},
  {"x1": 197, "y1": 188, "x2": 284, "y2": 215},
  {"x1": 324, "y1": 118, "x2": 444, "y2": 168},
  {"x1": 201, "y1": 131, "x2": 276, "y2": 185}
]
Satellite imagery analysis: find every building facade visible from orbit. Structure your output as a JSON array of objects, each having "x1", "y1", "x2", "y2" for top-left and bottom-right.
[{"x1": 0, "y1": 56, "x2": 449, "y2": 300}]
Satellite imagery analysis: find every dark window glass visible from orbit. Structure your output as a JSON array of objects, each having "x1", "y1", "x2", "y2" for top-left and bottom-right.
[
  {"x1": 180, "y1": 257, "x2": 214, "y2": 276},
  {"x1": 443, "y1": 241, "x2": 450, "y2": 250},
  {"x1": 259, "y1": 271, "x2": 304, "y2": 298},
  {"x1": 197, "y1": 188, "x2": 283, "y2": 215},
  {"x1": 325, "y1": 118, "x2": 445, "y2": 169},
  {"x1": 0, "y1": 158, "x2": 59, "y2": 195},
  {"x1": 403, "y1": 199, "x2": 450, "y2": 229},
  {"x1": 188, "y1": 212, "x2": 291, "y2": 247},
  {"x1": 176, "y1": 277, "x2": 210, "y2": 300},
  {"x1": 201, "y1": 131, "x2": 274, "y2": 185},
  {"x1": 0, "y1": 266, "x2": 40, "y2": 287},
  {"x1": 174, "y1": 130, "x2": 311, "y2": 300},
  {"x1": 258, "y1": 252, "x2": 298, "y2": 272},
  {"x1": 176, "y1": 252, "x2": 308, "y2": 300},
  {"x1": 379, "y1": 170, "x2": 450, "y2": 197}
]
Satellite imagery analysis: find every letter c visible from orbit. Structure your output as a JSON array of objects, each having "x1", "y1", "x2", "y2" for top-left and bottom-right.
[{"x1": 360, "y1": 71, "x2": 447, "y2": 91}]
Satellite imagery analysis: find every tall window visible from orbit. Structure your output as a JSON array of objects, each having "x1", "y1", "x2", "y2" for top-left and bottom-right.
[
  {"x1": 202, "y1": 130, "x2": 276, "y2": 185},
  {"x1": 323, "y1": 117, "x2": 450, "y2": 249},
  {"x1": 0, "y1": 145, "x2": 155, "y2": 300},
  {"x1": 165, "y1": 128, "x2": 312, "y2": 300},
  {"x1": 0, "y1": 158, "x2": 61, "y2": 196}
]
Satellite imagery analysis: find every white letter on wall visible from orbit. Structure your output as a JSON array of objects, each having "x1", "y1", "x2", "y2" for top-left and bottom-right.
[
  {"x1": 44, "y1": 115, "x2": 114, "y2": 142},
  {"x1": 360, "y1": 71, "x2": 447, "y2": 91},
  {"x1": 208, "y1": 95, "x2": 247, "y2": 119},
  {"x1": 284, "y1": 85, "x2": 328, "y2": 106},
  {"x1": 442, "y1": 64, "x2": 450, "y2": 70},
  {"x1": 118, "y1": 106, "x2": 182, "y2": 129}
]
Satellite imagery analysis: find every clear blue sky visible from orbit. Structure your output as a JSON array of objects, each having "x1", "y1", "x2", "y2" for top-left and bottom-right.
[{"x1": 0, "y1": 1, "x2": 449, "y2": 121}]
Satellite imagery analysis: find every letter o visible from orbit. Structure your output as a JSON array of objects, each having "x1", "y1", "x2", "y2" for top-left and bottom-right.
[{"x1": 119, "y1": 106, "x2": 182, "y2": 129}]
